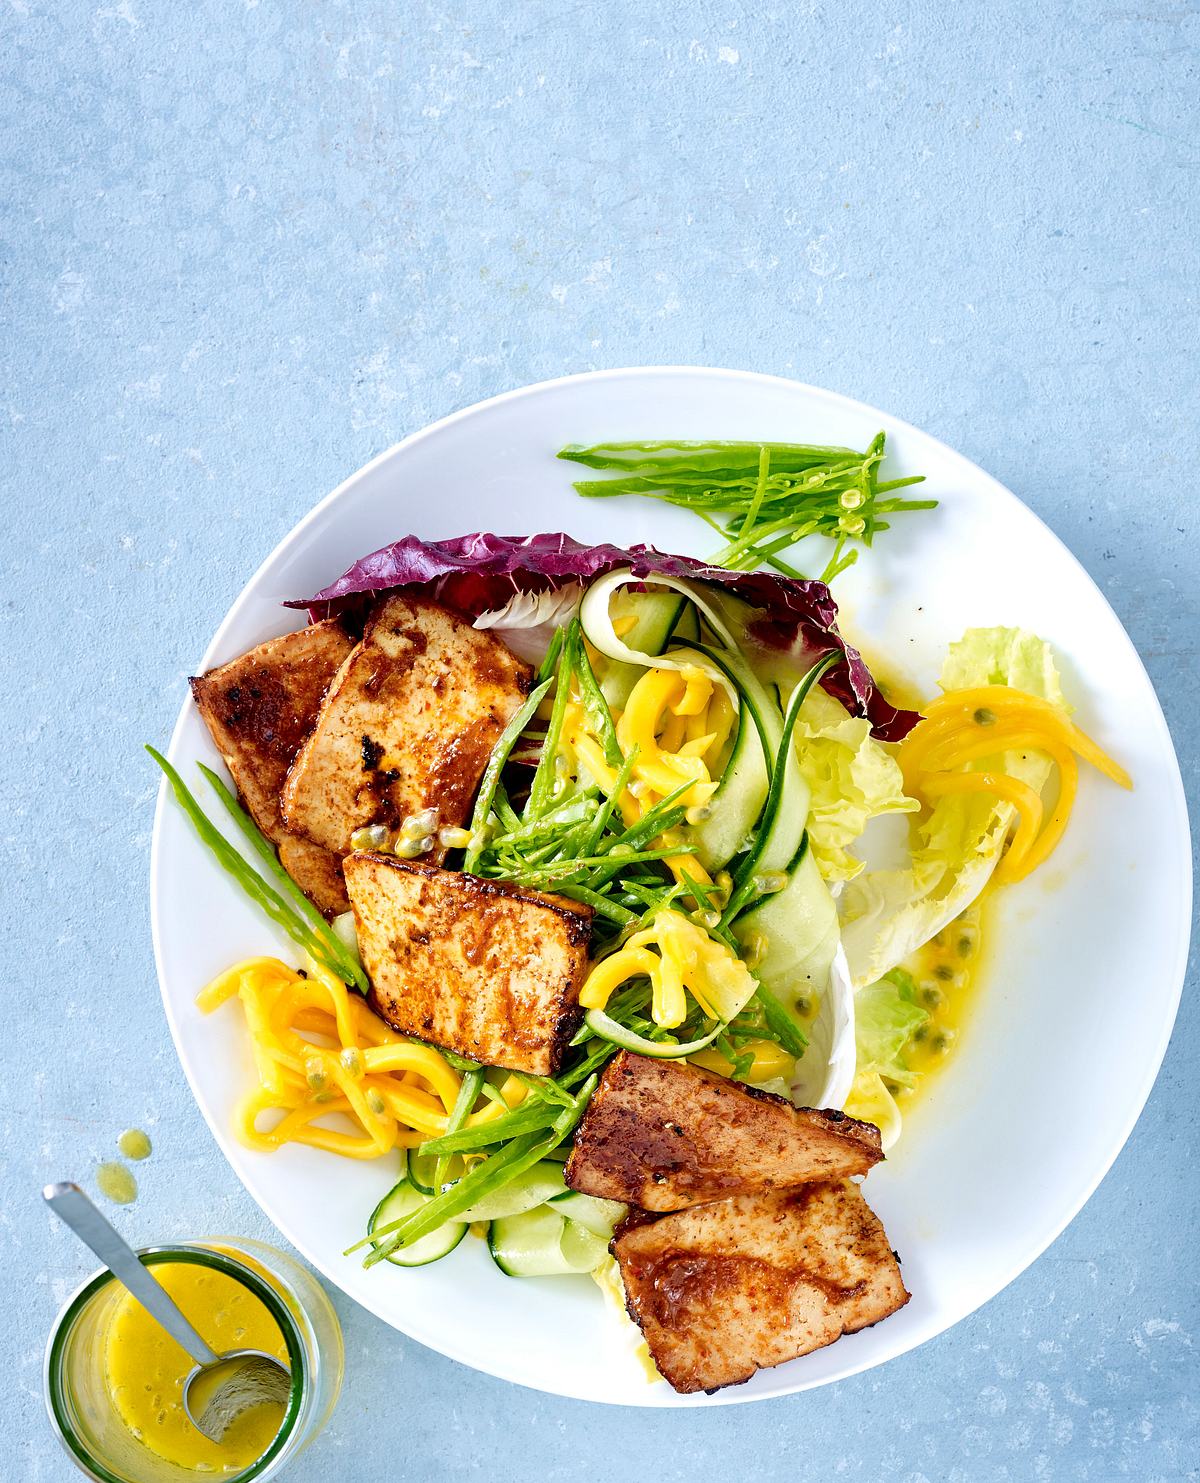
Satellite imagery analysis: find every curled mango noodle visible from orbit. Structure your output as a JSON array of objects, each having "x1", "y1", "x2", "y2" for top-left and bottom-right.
[
  {"x1": 898, "y1": 685, "x2": 1130, "y2": 883},
  {"x1": 561, "y1": 662, "x2": 734, "y2": 895},
  {"x1": 197, "y1": 957, "x2": 519, "y2": 1160}
]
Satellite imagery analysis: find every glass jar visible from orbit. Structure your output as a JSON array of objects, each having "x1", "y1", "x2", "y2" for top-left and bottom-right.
[{"x1": 45, "y1": 1238, "x2": 344, "y2": 1482}]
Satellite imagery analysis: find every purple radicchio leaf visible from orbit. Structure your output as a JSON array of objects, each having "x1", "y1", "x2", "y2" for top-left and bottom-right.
[{"x1": 286, "y1": 532, "x2": 918, "y2": 740}]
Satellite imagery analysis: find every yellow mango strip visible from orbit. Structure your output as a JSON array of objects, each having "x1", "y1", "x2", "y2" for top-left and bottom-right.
[
  {"x1": 196, "y1": 957, "x2": 291, "y2": 1012},
  {"x1": 306, "y1": 1046, "x2": 395, "y2": 1152},
  {"x1": 918, "y1": 725, "x2": 1073, "y2": 776},
  {"x1": 899, "y1": 682, "x2": 1131, "y2": 889},
  {"x1": 199, "y1": 957, "x2": 474, "y2": 1161},
  {"x1": 617, "y1": 667, "x2": 684, "y2": 753},
  {"x1": 370, "y1": 1081, "x2": 451, "y2": 1137},
  {"x1": 692, "y1": 1038, "x2": 796, "y2": 1083},
  {"x1": 234, "y1": 1089, "x2": 396, "y2": 1159},
  {"x1": 903, "y1": 686, "x2": 1131, "y2": 789},
  {"x1": 362, "y1": 1043, "x2": 463, "y2": 1108},
  {"x1": 1014, "y1": 748, "x2": 1078, "y2": 878},
  {"x1": 238, "y1": 979, "x2": 289, "y2": 1098},
  {"x1": 649, "y1": 940, "x2": 688, "y2": 1028},
  {"x1": 497, "y1": 1075, "x2": 529, "y2": 1109},
  {"x1": 678, "y1": 732, "x2": 719, "y2": 760},
  {"x1": 579, "y1": 946, "x2": 662, "y2": 1011},
  {"x1": 579, "y1": 910, "x2": 753, "y2": 1029},
  {"x1": 672, "y1": 666, "x2": 714, "y2": 717},
  {"x1": 919, "y1": 771, "x2": 1044, "y2": 883},
  {"x1": 657, "y1": 709, "x2": 688, "y2": 755}
]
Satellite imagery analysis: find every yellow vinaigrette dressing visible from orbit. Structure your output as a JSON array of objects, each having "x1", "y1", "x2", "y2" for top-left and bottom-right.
[
  {"x1": 104, "y1": 1259, "x2": 288, "y2": 1472},
  {"x1": 846, "y1": 648, "x2": 991, "y2": 1112},
  {"x1": 900, "y1": 895, "x2": 988, "y2": 1095}
]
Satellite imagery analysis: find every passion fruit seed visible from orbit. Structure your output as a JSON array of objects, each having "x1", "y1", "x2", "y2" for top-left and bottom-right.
[
  {"x1": 340, "y1": 1047, "x2": 364, "y2": 1078},
  {"x1": 400, "y1": 807, "x2": 439, "y2": 838},
  {"x1": 973, "y1": 707, "x2": 996, "y2": 726},
  {"x1": 753, "y1": 871, "x2": 789, "y2": 895},
  {"x1": 351, "y1": 824, "x2": 391, "y2": 852},
  {"x1": 438, "y1": 826, "x2": 473, "y2": 849},
  {"x1": 685, "y1": 804, "x2": 713, "y2": 825},
  {"x1": 742, "y1": 933, "x2": 768, "y2": 969},
  {"x1": 365, "y1": 1089, "x2": 386, "y2": 1117}
]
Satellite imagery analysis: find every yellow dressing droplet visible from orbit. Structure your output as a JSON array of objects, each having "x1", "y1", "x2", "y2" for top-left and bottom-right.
[
  {"x1": 117, "y1": 1128, "x2": 152, "y2": 1161},
  {"x1": 96, "y1": 1162, "x2": 137, "y2": 1205}
]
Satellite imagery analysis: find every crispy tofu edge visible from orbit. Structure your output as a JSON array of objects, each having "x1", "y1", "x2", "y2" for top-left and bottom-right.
[
  {"x1": 188, "y1": 620, "x2": 354, "y2": 916},
  {"x1": 279, "y1": 593, "x2": 532, "y2": 854},
  {"x1": 611, "y1": 1184, "x2": 911, "y2": 1394},
  {"x1": 188, "y1": 620, "x2": 352, "y2": 834},
  {"x1": 345, "y1": 853, "x2": 593, "y2": 1076},
  {"x1": 563, "y1": 1050, "x2": 884, "y2": 1208}
]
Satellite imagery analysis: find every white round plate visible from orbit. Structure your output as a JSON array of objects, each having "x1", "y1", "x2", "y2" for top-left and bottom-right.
[{"x1": 151, "y1": 368, "x2": 1191, "y2": 1406}]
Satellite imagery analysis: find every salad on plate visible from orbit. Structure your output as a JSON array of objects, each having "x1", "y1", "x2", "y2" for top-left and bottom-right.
[{"x1": 151, "y1": 435, "x2": 1130, "y2": 1395}]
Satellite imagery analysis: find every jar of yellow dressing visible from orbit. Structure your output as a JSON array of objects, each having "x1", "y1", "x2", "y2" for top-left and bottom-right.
[{"x1": 45, "y1": 1239, "x2": 343, "y2": 1482}]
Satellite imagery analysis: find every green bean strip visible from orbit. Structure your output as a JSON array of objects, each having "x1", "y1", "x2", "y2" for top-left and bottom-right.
[
  {"x1": 417, "y1": 1100, "x2": 559, "y2": 1156},
  {"x1": 752, "y1": 984, "x2": 809, "y2": 1054},
  {"x1": 359, "y1": 1081, "x2": 595, "y2": 1264},
  {"x1": 580, "y1": 745, "x2": 638, "y2": 854},
  {"x1": 356, "y1": 1131, "x2": 547, "y2": 1262},
  {"x1": 197, "y1": 765, "x2": 366, "y2": 990},
  {"x1": 560, "y1": 434, "x2": 932, "y2": 585},
  {"x1": 434, "y1": 1068, "x2": 484, "y2": 1195},
  {"x1": 535, "y1": 624, "x2": 567, "y2": 684},
  {"x1": 572, "y1": 627, "x2": 623, "y2": 767},
  {"x1": 464, "y1": 676, "x2": 554, "y2": 871},
  {"x1": 147, "y1": 748, "x2": 364, "y2": 989},
  {"x1": 548, "y1": 883, "x2": 638, "y2": 927},
  {"x1": 525, "y1": 621, "x2": 579, "y2": 818}
]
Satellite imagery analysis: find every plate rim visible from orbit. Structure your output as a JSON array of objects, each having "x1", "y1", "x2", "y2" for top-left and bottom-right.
[{"x1": 149, "y1": 365, "x2": 1193, "y2": 1405}]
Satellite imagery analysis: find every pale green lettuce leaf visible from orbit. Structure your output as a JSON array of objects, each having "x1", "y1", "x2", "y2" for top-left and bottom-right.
[
  {"x1": 840, "y1": 627, "x2": 1066, "y2": 988},
  {"x1": 853, "y1": 972, "x2": 929, "y2": 1090},
  {"x1": 844, "y1": 972, "x2": 928, "y2": 1152},
  {"x1": 939, "y1": 627, "x2": 1069, "y2": 709},
  {"x1": 792, "y1": 687, "x2": 919, "y2": 883}
]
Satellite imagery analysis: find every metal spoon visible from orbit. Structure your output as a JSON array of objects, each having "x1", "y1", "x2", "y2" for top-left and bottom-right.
[{"x1": 45, "y1": 1182, "x2": 291, "y2": 1442}]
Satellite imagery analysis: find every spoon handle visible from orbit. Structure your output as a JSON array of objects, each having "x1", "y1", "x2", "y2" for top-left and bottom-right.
[{"x1": 44, "y1": 1182, "x2": 221, "y2": 1369}]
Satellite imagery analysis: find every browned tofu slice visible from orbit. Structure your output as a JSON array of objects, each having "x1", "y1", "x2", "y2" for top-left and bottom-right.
[
  {"x1": 280, "y1": 594, "x2": 532, "y2": 856},
  {"x1": 276, "y1": 835, "x2": 352, "y2": 919},
  {"x1": 613, "y1": 1182, "x2": 910, "y2": 1393},
  {"x1": 343, "y1": 853, "x2": 591, "y2": 1075},
  {"x1": 564, "y1": 1052, "x2": 882, "y2": 1211},
  {"x1": 190, "y1": 621, "x2": 354, "y2": 917}
]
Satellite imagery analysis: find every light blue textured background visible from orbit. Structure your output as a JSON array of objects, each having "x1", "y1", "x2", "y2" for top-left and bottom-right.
[{"x1": 4, "y1": 2, "x2": 1197, "y2": 1479}]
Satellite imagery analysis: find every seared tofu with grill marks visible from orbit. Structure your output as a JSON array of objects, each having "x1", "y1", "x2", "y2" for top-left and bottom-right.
[
  {"x1": 281, "y1": 594, "x2": 531, "y2": 858},
  {"x1": 613, "y1": 1182, "x2": 909, "y2": 1393},
  {"x1": 564, "y1": 1052, "x2": 882, "y2": 1211},
  {"x1": 343, "y1": 853, "x2": 592, "y2": 1075},
  {"x1": 189, "y1": 621, "x2": 354, "y2": 917}
]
